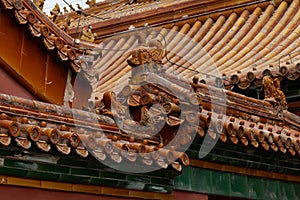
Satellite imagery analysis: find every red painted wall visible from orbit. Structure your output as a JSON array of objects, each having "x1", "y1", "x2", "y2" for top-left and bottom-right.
[
  {"x1": 174, "y1": 190, "x2": 208, "y2": 200},
  {"x1": 0, "y1": 8, "x2": 68, "y2": 104},
  {"x1": 0, "y1": 184, "x2": 212, "y2": 200},
  {"x1": 0, "y1": 66, "x2": 36, "y2": 100},
  {"x1": 0, "y1": 185, "x2": 139, "y2": 200}
]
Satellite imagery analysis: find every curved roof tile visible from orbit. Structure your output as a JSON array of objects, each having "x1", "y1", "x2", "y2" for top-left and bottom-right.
[
  {"x1": 0, "y1": 93, "x2": 188, "y2": 171},
  {"x1": 81, "y1": 0, "x2": 300, "y2": 94},
  {"x1": 5, "y1": 0, "x2": 300, "y2": 93}
]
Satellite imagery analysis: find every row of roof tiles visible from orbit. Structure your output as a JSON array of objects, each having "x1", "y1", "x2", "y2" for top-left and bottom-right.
[
  {"x1": 0, "y1": 93, "x2": 189, "y2": 172},
  {"x1": 1, "y1": 73, "x2": 300, "y2": 173},
  {"x1": 86, "y1": 0, "x2": 300, "y2": 95},
  {"x1": 1, "y1": 0, "x2": 98, "y2": 73},
  {"x1": 64, "y1": 0, "x2": 273, "y2": 39},
  {"x1": 66, "y1": 0, "x2": 181, "y2": 28},
  {"x1": 0, "y1": 51, "x2": 300, "y2": 173},
  {"x1": 90, "y1": 43, "x2": 300, "y2": 159},
  {"x1": 123, "y1": 70, "x2": 300, "y2": 157},
  {"x1": 4, "y1": 0, "x2": 300, "y2": 95}
]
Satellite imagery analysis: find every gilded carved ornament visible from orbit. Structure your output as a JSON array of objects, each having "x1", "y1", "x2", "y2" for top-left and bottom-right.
[
  {"x1": 86, "y1": 0, "x2": 96, "y2": 8},
  {"x1": 33, "y1": 0, "x2": 44, "y2": 10},
  {"x1": 49, "y1": 3, "x2": 60, "y2": 21},
  {"x1": 127, "y1": 39, "x2": 164, "y2": 67},
  {"x1": 126, "y1": 38, "x2": 165, "y2": 84},
  {"x1": 57, "y1": 17, "x2": 73, "y2": 32},
  {"x1": 63, "y1": 7, "x2": 69, "y2": 13},
  {"x1": 262, "y1": 75, "x2": 287, "y2": 111},
  {"x1": 80, "y1": 25, "x2": 97, "y2": 42}
]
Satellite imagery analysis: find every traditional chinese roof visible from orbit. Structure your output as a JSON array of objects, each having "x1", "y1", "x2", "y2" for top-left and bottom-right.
[
  {"x1": 4, "y1": 0, "x2": 300, "y2": 93},
  {"x1": 63, "y1": 0, "x2": 300, "y2": 93},
  {"x1": 96, "y1": 55, "x2": 300, "y2": 158},
  {"x1": 1, "y1": 0, "x2": 300, "y2": 161},
  {"x1": 0, "y1": 65, "x2": 299, "y2": 182},
  {"x1": 2, "y1": 1, "x2": 300, "y2": 195}
]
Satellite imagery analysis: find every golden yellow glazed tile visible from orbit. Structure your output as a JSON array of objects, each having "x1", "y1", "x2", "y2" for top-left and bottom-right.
[
  {"x1": 41, "y1": 180, "x2": 72, "y2": 191},
  {"x1": 129, "y1": 190, "x2": 156, "y2": 199},
  {"x1": 7, "y1": 177, "x2": 40, "y2": 188},
  {"x1": 72, "y1": 184, "x2": 101, "y2": 194},
  {"x1": 154, "y1": 193, "x2": 174, "y2": 200}
]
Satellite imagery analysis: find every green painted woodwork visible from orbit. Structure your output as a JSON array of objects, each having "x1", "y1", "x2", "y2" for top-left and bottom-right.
[
  {"x1": 0, "y1": 146, "x2": 174, "y2": 194},
  {"x1": 0, "y1": 136, "x2": 299, "y2": 198},
  {"x1": 175, "y1": 166, "x2": 300, "y2": 200},
  {"x1": 188, "y1": 137, "x2": 300, "y2": 176}
]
